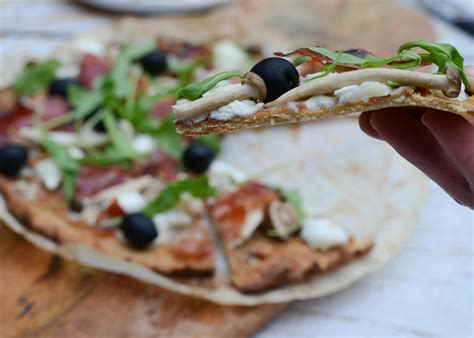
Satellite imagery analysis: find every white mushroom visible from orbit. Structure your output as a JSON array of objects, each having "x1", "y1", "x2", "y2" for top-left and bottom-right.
[
  {"x1": 173, "y1": 72, "x2": 266, "y2": 120},
  {"x1": 266, "y1": 200, "x2": 298, "y2": 239},
  {"x1": 266, "y1": 66, "x2": 462, "y2": 107}
]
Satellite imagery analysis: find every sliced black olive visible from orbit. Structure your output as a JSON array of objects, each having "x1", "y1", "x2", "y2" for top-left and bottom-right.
[
  {"x1": 343, "y1": 48, "x2": 373, "y2": 58},
  {"x1": 250, "y1": 57, "x2": 299, "y2": 102},
  {"x1": 137, "y1": 50, "x2": 168, "y2": 76},
  {"x1": 182, "y1": 143, "x2": 215, "y2": 174},
  {"x1": 49, "y1": 78, "x2": 78, "y2": 99},
  {"x1": 120, "y1": 213, "x2": 158, "y2": 249},
  {"x1": 0, "y1": 144, "x2": 28, "y2": 177}
]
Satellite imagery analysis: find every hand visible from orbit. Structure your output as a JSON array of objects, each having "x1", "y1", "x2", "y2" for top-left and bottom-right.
[{"x1": 359, "y1": 66, "x2": 474, "y2": 208}]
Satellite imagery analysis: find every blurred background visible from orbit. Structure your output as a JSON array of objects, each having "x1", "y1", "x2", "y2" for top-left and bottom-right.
[{"x1": 1, "y1": 1, "x2": 473, "y2": 337}]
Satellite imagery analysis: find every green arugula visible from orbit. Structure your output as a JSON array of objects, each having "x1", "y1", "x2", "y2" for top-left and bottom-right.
[
  {"x1": 143, "y1": 176, "x2": 216, "y2": 216},
  {"x1": 177, "y1": 71, "x2": 241, "y2": 100},
  {"x1": 149, "y1": 114, "x2": 183, "y2": 159},
  {"x1": 103, "y1": 109, "x2": 139, "y2": 159},
  {"x1": 309, "y1": 50, "x2": 343, "y2": 81},
  {"x1": 14, "y1": 60, "x2": 60, "y2": 95},
  {"x1": 41, "y1": 133, "x2": 79, "y2": 201},
  {"x1": 304, "y1": 41, "x2": 467, "y2": 88}
]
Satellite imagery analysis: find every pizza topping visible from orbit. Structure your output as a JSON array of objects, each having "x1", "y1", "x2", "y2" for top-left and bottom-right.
[
  {"x1": 132, "y1": 134, "x2": 157, "y2": 154},
  {"x1": 208, "y1": 100, "x2": 264, "y2": 121},
  {"x1": 14, "y1": 60, "x2": 60, "y2": 96},
  {"x1": 48, "y1": 78, "x2": 77, "y2": 99},
  {"x1": 0, "y1": 144, "x2": 29, "y2": 177},
  {"x1": 249, "y1": 57, "x2": 300, "y2": 102},
  {"x1": 116, "y1": 191, "x2": 147, "y2": 214},
  {"x1": 137, "y1": 49, "x2": 168, "y2": 76},
  {"x1": 34, "y1": 159, "x2": 62, "y2": 191},
  {"x1": 334, "y1": 81, "x2": 392, "y2": 104},
  {"x1": 303, "y1": 95, "x2": 336, "y2": 110},
  {"x1": 265, "y1": 200, "x2": 299, "y2": 239},
  {"x1": 300, "y1": 218, "x2": 349, "y2": 250},
  {"x1": 213, "y1": 40, "x2": 251, "y2": 73},
  {"x1": 79, "y1": 54, "x2": 109, "y2": 89},
  {"x1": 266, "y1": 66, "x2": 462, "y2": 107},
  {"x1": 182, "y1": 143, "x2": 215, "y2": 174},
  {"x1": 120, "y1": 213, "x2": 158, "y2": 249},
  {"x1": 208, "y1": 160, "x2": 247, "y2": 191}
]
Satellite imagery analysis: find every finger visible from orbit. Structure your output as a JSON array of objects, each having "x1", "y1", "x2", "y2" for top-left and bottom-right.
[
  {"x1": 465, "y1": 65, "x2": 474, "y2": 93},
  {"x1": 370, "y1": 108, "x2": 473, "y2": 207},
  {"x1": 359, "y1": 111, "x2": 382, "y2": 140},
  {"x1": 422, "y1": 110, "x2": 474, "y2": 191}
]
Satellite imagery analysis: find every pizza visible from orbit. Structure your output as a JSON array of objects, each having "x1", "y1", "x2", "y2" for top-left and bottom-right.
[
  {"x1": 0, "y1": 35, "x2": 427, "y2": 304},
  {"x1": 172, "y1": 40, "x2": 473, "y2": 135}
]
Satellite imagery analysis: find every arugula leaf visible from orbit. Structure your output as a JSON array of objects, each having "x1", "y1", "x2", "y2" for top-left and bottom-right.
[
  {"x1": 103, "y1": 109, "x2": 139, "y2": 160},
  {"x1": 168, "y1": 56, "x2": 209, "y2": 86},
  {"x1": 177, "y1": 71, "x2": 241, "y2": 100},
  {"x1": 308, "y1": 50, "x2": 343, "y2": 81},
  {"x1": 41, "y1": 133, "x2": 79, "y2": 201},
  {"x1": 148, "y1": 114, "x2": 183, "y2": 159},
  {"x1": 398, "y1": 40, "x2": 469, "y2": 89},
  {"x1": 143, "y1": 176, "x2": 216, "y2": 216},
  {"x1": 68, "y1": 84, "x2": 104, "y2": 120},
  {"x1": 14, "y1": 60, "x2": 60, "y2": 95},
  {"x1": 195, "y1": 134, "x2": 221, "y2": 154}
]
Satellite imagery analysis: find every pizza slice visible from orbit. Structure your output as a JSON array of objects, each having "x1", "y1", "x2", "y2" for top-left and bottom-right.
[
  {"x1": 206, "y1": 164, "x2": 372, "y2": 293},
  {"x1": 173, "y1": 40, "x2": 473, "y2": 135}
]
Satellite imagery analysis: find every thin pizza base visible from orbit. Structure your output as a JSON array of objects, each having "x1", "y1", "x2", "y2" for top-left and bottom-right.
[
  {"x1": 0, "y1": 119, "x2": 429, "y2": 305},
  {"x1": 175, "y1": 93, "x2": 474, "y2": 135}
]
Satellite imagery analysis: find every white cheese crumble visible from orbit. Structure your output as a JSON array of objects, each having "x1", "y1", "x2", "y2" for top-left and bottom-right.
[
  {"x1": 209, "y1": 100, "x2": 264, "y2": 120},
  {"x1": 152, "y1": 209, "x2": 193, "y2": 245},
  {"x1": 213, "y1": 40, "x2": 250, "y2": 72},
  {"x1": 69, "y1": 147, "x2": 85, "y2": 160},
  {"x1": 116, "y1": 191, "x2": 146, "y2": 213},
  {"x1": 334, "y1": 81, "x2": 392, "y2": 104},
  {"x1": 301, "y1": 218, "x2": 349, "y2": 250},
  {"x1": 34, "y1": 159, "x2": 62, "y2": 191},
  {"x1": 132, "y1": 134, "x2": 157, "y2": 154},
  {"x1": 304, "y1": 95, "x2": 336, "y2": 109},
  {"x1": 208, "y1": 161, "x2": 247, "y2": 191}
]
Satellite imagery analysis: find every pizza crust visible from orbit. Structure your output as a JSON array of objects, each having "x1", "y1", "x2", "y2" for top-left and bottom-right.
[{"x1": 175, "y1": 92, "x2": 474, "y2": 135}]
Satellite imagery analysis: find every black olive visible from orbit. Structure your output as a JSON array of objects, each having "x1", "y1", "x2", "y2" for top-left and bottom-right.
[
  {"x1": 0, "y1": 144, "x2": 28, "y2": 177},
  {"x1": 138, "y1": 50, "x2": 168, "y2": 76},
  {"x1": 120, "y1": 213, "x2": 158, "y2": 249},
  {"x1": 182, "y1": 143, "x2": 215, "y2": 174},
  {"x1": 343, "y1": 48, "x2": 373, "y2": 58},
  {"x1": 250, "y1": 57, "x2": 299, "y2": 102},
  {"x1": 49, "y1": 78, "x2": 77, "y2": 99}
]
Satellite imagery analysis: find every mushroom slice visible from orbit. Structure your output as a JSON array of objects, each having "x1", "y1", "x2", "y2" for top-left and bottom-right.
[
  {"x1": 266, "y1": 200, "x2": 300, "y2": 239},
  {"x1": 266, "y1": 66, "x2": 462, "y2": 107}
]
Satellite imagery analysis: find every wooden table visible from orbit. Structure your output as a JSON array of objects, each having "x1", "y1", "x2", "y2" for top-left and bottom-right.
[{"x1": 0, "y1": 1, "x2": 472, "y2": 337}]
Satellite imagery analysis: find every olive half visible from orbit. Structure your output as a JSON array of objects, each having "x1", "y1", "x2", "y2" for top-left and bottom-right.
[
  {"x1": 0, "y1": 144, "x2": 28, "y2": 177},
  {"x1": 120, "y1": 213, "x2": 158, "y2": 249},
  {"x1": 250, "y1": 57, "x2": 299, "y2": 102}
]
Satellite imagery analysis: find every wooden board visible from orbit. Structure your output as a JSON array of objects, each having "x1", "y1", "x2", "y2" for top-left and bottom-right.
[{"x1": 0, "y1": 224, "x2": 285, "y2": 338}]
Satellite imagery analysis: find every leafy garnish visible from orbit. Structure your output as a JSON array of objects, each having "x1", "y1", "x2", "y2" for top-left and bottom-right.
[
  {"x1": 103, "y1": 109, "x2": 139, "y2": 160},
  {"x1": 177, "y1": 71, "x2": 241, "y2": 100},
  {"x1": 280, "y1": 40, "x2": 468, "y2": 89},
  {"x1": 68, "y1": 84, "x2": 104, "y2": 120},
  {"x1": 168, "y1": 56, "x2": 210, "y2": 86},
  {"x1": 195, "y1": 134, "x2": 221, "y2": 154},
  {"x1": 143, "y1": 176, "x2": 216, "y2": 216},
  {"x1": 308, "y1": 50, "x2": 343, "y2": 81},
  {"x1": 147, "y1": 114, "x2": 183, "y2": 159},
  {"x1": 41, "y1": 133, "x2": 79, "y2": 201},
  {"x1": 398, "y1": 40, "x2": 469, "y2": 89},
  {"x1": 14, "y1": 60, "x2": 60, "y2": 95}
]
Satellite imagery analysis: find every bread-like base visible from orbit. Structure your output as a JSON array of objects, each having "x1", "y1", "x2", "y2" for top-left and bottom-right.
[{"x1": 175, "y1": 93, "x2": 474, "y2": 135}]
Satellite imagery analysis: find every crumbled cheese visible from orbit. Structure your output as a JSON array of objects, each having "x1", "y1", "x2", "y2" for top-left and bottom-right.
[
  {"x1": 209, "y1": 100, "x2": 264, "y2": 120},
  {"x1": 69, "y1": 147, "x2": 85, "y2": 160},
  {"x1": 335, "y1": 81, "x2": 392, "y2": 104},
  {"x1": 86, "y1": 175, "x2": 154, "y2": 205},
  {"x1": 208, "y1": 161, "x2": 247, "y2": 191},
  {"x1": 180, "y1": 192, "x2": 205, "y2": 216},
  {"x1": 301, "y1": 218, "x2": 348, "y2": 250},
  {"x1": 152, "y1": 209, "x2": 193, "y2": 245},
  {"x1": 213, "y1": 40, "x2": 250, "y2": 72},
  {"x1": 304, "y1": 95, "x2": 336, "y2": 109},
  {"x1": 132, "y1": 134, "x2": 157, "y2": 154},
  {"x1": 116, "y1": 191, "x2": 146, "y2": 213},
  {"x1": 34, "y1": 159, "x2": 62, "y2": 191}
]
